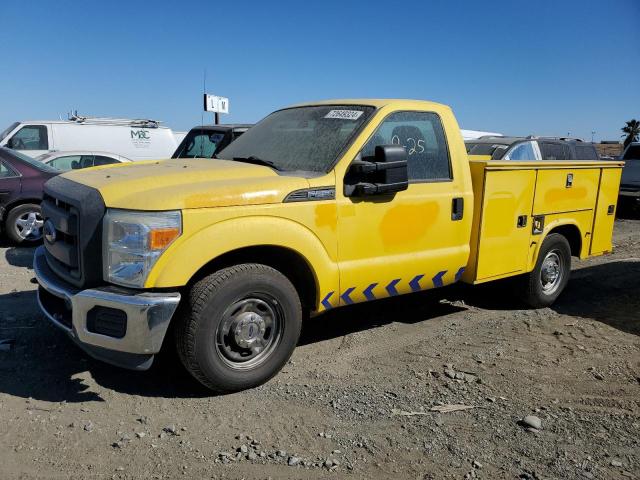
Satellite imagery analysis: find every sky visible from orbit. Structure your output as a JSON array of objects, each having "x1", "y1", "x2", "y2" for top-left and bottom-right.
[{"x1": 1, "y1": 0, "x2": 638, "y2": 142}]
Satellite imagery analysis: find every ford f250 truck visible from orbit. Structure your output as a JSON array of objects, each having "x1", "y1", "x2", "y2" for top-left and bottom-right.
[{"x1": 34, "y1": 99, "x2": 623, "y2": 392}]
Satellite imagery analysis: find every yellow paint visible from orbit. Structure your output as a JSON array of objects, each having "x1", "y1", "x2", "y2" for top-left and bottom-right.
[
  {"x1": 590, "y1": 168, "x2": 622, "y2": 255},
  {"x1": 533, "y1": 169, "x2": 599, "y2": 214},
  {"x1": 465, "y1": 159, "x2": 623, "y2": 284},
  {"x1": 314, "y1": 204, "x2": 337, "y2": 231},
  {"x1": 61, "y1": 158, "x2": 310, "y2": 210},
  {"x1": 475, "y1": 169, "x2": 536, "y2": 280},
  {"x1": 61, "y1": 99, "x2": 623, "y2": 312}
]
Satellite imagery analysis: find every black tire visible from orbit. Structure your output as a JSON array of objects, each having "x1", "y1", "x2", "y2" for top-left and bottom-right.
[
  {"x1": 5, "y1": 203, "x2": 44, "y2": 244},
  {"x1": 519, "y1": 233, "x2": 571, "y2": 308},
  {"x1": 175, "y1": 264, "x2": 302, "y2": 393}
]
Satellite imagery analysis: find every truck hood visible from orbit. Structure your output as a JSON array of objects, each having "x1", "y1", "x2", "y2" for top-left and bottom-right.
[{"x1": 60, "y1": 159, "x2": 311, "y2": 210}]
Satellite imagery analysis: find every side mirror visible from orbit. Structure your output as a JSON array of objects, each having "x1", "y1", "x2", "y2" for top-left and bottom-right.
[{"x1": 345, "y1": 145, "x2": 409, "y2": 197}]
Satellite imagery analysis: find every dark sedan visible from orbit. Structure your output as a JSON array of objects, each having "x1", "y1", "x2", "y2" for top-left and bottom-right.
[{"x1": 0, "y1": 147, "x2": 59, "y2": 243}]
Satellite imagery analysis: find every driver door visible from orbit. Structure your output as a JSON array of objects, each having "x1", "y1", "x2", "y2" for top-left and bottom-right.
[
  {"x1": 0, "y1": 160, "x2": 21, "y2": 207},
  {"x1": 334, "y1": 111, "x2": 470, "y2": 306}
]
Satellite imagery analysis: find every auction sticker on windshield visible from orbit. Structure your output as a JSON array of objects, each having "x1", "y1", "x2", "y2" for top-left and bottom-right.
[{"x1": 324, "y1": 110, "x2": 364, "y2": 120}]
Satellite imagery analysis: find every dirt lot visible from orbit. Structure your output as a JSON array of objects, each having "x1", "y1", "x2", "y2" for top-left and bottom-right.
[{"x1": 1, "y1": 219, "x2": 639, "y2": 480}]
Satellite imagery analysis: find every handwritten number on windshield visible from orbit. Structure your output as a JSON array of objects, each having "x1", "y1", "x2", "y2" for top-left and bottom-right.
[{"x1": 391, "y1": 135, "x2": 425, "y2": 156}]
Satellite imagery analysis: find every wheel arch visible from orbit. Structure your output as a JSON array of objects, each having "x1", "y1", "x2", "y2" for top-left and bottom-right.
[
  {"x1": 146, "y1": 215, "x2": 339, "y2": 312},
  {"x1": 547, "y1": 223, "x2": 582, "y2": 258},
  {"x1": 188, "y1": 245, "x2": 319, "y2": 311},
  {"x1": 1, "y1": 198, "x2": 42, "y2": 222}
]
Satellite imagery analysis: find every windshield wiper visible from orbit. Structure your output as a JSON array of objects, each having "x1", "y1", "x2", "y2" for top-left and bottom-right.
[{"x1": 232, "y1": 156, "x2": 280, "y2": 170}]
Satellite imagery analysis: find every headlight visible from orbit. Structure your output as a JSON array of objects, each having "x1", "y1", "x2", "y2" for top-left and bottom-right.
[{"x1": 103, "y1": 209, "x2": 182, "y2": 288}]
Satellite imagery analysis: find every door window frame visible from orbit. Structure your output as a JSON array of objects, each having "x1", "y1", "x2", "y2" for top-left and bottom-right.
[
  {"x1": 503, "y1": 140, "x2": 541, "y2": 161},
  {"x1": 8, "y1": 125, "x2": 49, "y2": 151},
  {"x1": 354, "y1": 110, "x2": 454, "y2": 184},
  {"x1": 0, "y1": 160, "x2": 21, "y2": 179}
]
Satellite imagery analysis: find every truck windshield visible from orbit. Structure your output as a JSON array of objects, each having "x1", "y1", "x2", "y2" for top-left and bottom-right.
[
  {"x1": 218, "y1": 105, "x2": 375, "y2": 173},
  {"x1": 0, "y1": 122, "x2": 19, "y2": 143},
  {"x1": 173, "y1": 129, "x2": 226, "y2": 158}
]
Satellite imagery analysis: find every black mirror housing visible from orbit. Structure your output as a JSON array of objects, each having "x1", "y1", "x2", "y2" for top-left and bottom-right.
[{"x1": 345, "y1": 145, "x2": 409, "y2": 197}]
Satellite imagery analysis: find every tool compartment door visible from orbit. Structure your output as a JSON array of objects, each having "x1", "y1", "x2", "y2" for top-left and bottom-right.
[
  {"x1": 476, "y1": 169, "x2": 536, "y2": 280},
  {"x1": 590, "y1": 168, "x2": 622, "y2": 255},
  {"x1": 533, "y1": 169, "x2": 600, "y2": 214}
]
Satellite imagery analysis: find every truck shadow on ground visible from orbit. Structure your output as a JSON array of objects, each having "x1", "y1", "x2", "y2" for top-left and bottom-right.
[
  {"x1": 3, "y1": 244, "x2": 36, "y2": 268},
  {"x1": 0, "y1": 260, "x2": 638, "y2": 402},
  {"x1": 456, "y1": 259, "x2": 640, "y2": 337}
]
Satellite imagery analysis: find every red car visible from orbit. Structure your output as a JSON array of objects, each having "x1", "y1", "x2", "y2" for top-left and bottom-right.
[{"x1": 0, "y1": 147, "x2": 59, "y2": 244}]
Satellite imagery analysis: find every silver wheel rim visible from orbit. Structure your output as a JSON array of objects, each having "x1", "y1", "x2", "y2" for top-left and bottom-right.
[
  {"x1": 215, "y1": 295, "x2": 284, "y2": 370},
  {"x1": 15, "y1": 210, "x2": 44, "y2": 240},
  {"x1": 540, "y1": 250, "x2": 564, "y2": 295}
]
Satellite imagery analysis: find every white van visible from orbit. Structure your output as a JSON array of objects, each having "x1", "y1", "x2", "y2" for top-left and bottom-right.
[{"x1": 0, "y1": 115, "x2": 181, "y2": 160}]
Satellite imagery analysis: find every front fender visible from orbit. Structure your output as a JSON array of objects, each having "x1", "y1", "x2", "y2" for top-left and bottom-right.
[{"x1": 145, "y1": 213, "x2": 339, "y2": 305}]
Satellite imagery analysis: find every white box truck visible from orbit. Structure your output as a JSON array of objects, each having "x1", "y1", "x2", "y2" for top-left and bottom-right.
[{"x1": 0, "y1": 115, "x2": 181, "y2": 160}]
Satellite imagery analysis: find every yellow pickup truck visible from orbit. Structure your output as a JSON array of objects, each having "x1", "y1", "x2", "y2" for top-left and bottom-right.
[{"x1": 34, "y1": 99, "x2": 623, "y2": 392}]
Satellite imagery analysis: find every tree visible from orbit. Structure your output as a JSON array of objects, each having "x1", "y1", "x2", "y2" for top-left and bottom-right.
[{"x1": 621, "y1": 119, "x2": 640, "y2": 149}]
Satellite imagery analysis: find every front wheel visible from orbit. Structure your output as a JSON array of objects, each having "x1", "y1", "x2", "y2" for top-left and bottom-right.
[
  {"x1": 175, "y1": 264, "x2": 302, "y2": 393},
  {"x1": 519, "y1": 233, "x2": 571, "y2": 308},
  {"x1": 5, "y1": 203, "x2": 44, "y2": 244}
]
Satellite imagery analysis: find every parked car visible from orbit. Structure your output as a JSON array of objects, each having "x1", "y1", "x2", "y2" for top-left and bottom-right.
[
  {"x1": 466, "y1": 136, "x2": 600, "y2": 161},
  {"x1": 0, "y1": 147, "x2": 59, "y2": 243},
  {"x1": 0, "y1": 115, "x2": 180, "y2": 160},
  {"x1": 619, "y1": 142, "x2": 640, "y2": 209},
  {"x1": 460, "y1": 129, "x2": 503, "y2": 140},
  {"x1": 172, "y1": 124, "x2": 252, "y2": 159},
  {"x1": 36, "y1": 151, "x2": 131, "y2": 171},
  {"x1": 35, "y1": 99, "x2": 622, "y2": 393}
]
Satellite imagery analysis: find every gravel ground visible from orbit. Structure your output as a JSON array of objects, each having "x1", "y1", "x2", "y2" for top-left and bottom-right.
[{"x1": 0, "y1": 217, "x2": 639, "y2": 480}]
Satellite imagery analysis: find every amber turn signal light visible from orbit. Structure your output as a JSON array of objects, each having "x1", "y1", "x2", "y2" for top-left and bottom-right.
[{"x1": 149, "y1": 227, "x2": 180, "y2": 250}]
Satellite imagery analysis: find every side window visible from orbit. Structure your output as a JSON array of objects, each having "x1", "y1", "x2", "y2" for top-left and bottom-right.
[
  {"x1": 504, "y1": 141, "x2": 537, "y2": 160},
  {"x1": 80, "y1": 155, "x2": 95, "y2": 168},
  {"x1": 0, "y1": 161, "x2": 19, "y2": 178},
  {"x1": 94, "y1": 155, "x2": 119, "y2": 166},
  {"x1": 540, "y1": 142, "x2": 568, "y2": 160},
  {"x1": 49, "y1": 155, "x2": 82, "y2": 170},
  {"x1": 8, "y1": 125, "x2": 48, "y2": 150},
  {"x1": 361, "y1": 111, "x2": 452, "y2": 181}
]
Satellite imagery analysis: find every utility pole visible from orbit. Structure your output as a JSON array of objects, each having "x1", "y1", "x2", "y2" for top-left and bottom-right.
[{"x1": 591, "y1": 131, "x2": 595, "y2": 143}]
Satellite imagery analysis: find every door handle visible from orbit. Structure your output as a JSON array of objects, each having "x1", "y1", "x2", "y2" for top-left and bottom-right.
[
  {"x1": 451, "y1": 197, "x2": 464, "y2": 221},
  {"x1": 517, "y1": 215, "x2": 528, "y2": 228}
]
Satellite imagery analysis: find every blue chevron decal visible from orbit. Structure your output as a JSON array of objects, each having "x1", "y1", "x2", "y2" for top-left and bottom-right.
[
  {"x1": 363, "y1": 283, "x2": 378, "y2": 301},
  {"x1": 454, "y1": 267, "x2": 466, "y2": 282},
  {"x1": 409, "y1": 274, "x2": 425, "y2": 292},
  {"x1": 321, "y1": 291, "x2": 334, "y2": 310},
  {"x1": 386, "y1": 278, "x2": 401, "y2": 296},
  {"x1": 340, "y1": 287, "x2": 355, "y2": 305},
  {"x1": 432, "y1": 270, "x2": 447, "y2": 288}
]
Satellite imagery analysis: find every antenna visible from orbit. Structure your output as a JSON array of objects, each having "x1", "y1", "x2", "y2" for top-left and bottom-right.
[{"x1": 201, "y1": 69, "x2": 206, "y2": 157}]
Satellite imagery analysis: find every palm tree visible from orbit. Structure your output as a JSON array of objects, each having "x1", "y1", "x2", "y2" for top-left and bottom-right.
[{"x1": 621, "y1": 119, "x2": 640, "y2": 149}]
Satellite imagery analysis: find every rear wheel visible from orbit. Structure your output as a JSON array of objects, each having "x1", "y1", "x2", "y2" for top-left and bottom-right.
[
  {"x1": 5, "y1": 203, "x2": 44, "y2": 244},
  {"x1": 519, "y1": 233, "x2": 571, "y2": 308},
  {"x1": 175, "y1": 264, "x2": 302, "y2": 393}
]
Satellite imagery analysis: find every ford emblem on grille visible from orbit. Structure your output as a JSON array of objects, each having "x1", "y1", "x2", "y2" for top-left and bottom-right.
[{"x1": 44, "y1": 220, "x2": 57, "y2": 244}]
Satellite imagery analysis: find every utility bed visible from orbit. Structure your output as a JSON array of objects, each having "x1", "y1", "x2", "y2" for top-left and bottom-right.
[{"x1": 463, "y1": 160, "x2": 624, "y2": 284}]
